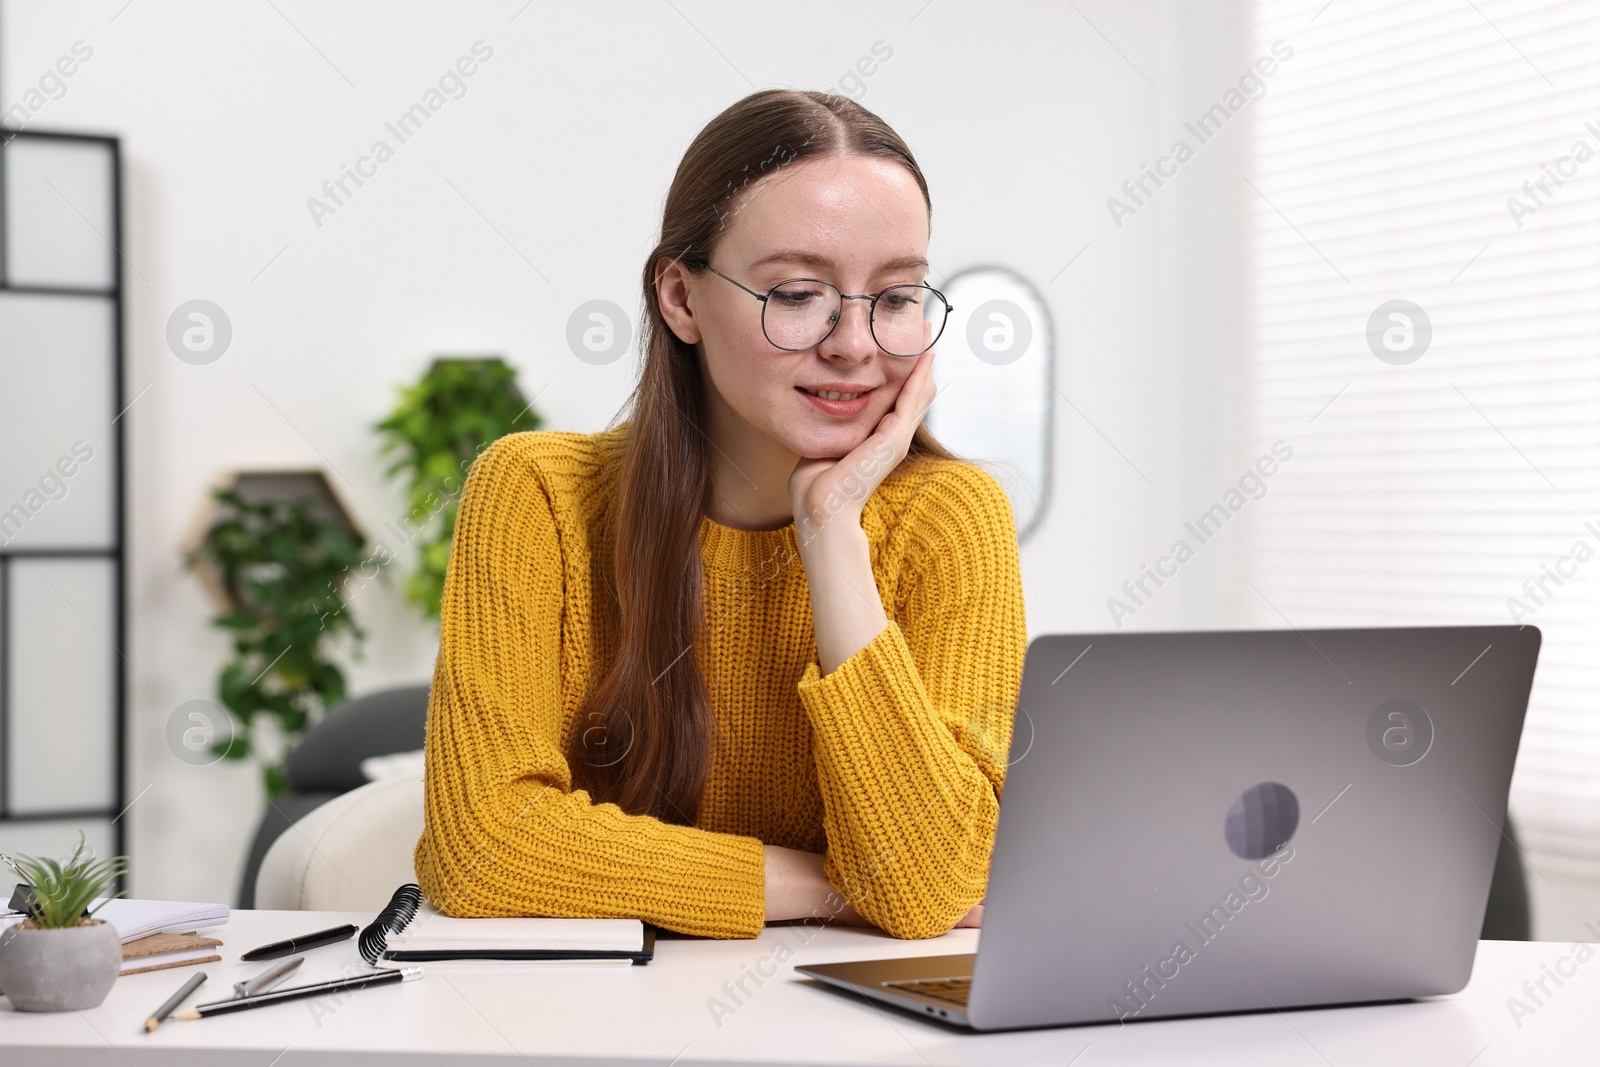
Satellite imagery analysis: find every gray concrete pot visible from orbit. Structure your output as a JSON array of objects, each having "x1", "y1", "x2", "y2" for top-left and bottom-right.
[{"x1": 0, "y1": 919, "x2": 122, "y2": 1011}]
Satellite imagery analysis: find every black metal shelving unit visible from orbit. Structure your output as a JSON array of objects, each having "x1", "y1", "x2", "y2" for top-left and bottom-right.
[{"x1": 0, "y1": 125, "x2": 127, "y2": 873}]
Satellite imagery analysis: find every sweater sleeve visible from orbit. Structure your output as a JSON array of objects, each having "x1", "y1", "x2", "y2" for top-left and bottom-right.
[
  {"x1": 413, "y1": 435, "x2": 767, "y2": 938},
  {"x1": 795, "y1": 463, "x2": 1028, "y2": 939}
]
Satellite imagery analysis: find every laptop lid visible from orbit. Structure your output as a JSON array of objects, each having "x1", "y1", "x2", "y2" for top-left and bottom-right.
[{"x1": 967, "y1": 625, "x2": 1540, "y2": 1031}]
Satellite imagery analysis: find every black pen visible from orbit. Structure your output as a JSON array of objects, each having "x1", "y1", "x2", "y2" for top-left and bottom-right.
[
  {"x1": 239, "y1": 923, "x2": 358, "y2": 962},
  {"x1": 174, "y1": 967, "x2": 423, "y2": 1019}
]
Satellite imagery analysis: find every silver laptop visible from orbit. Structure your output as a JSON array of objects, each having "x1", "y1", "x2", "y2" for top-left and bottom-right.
[{"x1": 797, "y1": 625, "x2": 1541, "y2": 1030}]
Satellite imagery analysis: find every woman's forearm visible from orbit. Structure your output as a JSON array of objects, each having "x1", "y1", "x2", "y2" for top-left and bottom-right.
[
  {"x1": 799, "y1": 522, "x2": 887, "y2": 675},
  {"x1": 762, "y1": 843, "x2": 983, "y2": 930},
  {"x1": 763, "y1": 844, "x2": 850, "y2": 921}
]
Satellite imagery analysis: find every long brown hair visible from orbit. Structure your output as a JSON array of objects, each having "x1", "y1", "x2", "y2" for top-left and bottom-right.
[{"x1": 568, "y1": 89, "x2": 953, "y2": 824}]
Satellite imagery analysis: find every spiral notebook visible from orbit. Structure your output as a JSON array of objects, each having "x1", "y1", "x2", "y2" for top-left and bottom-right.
[{"x1": 359, "y1": 885, "x2": 655, "y2": 966}]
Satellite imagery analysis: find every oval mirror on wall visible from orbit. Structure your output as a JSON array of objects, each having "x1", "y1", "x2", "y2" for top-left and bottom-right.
[{"x1": 925, "y1": 266, "x2": 1054, "y2": 540}]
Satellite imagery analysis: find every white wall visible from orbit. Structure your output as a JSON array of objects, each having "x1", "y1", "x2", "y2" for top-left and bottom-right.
[{"x1": 0, "y1": 0, "x2": 1248, "y2": 905}]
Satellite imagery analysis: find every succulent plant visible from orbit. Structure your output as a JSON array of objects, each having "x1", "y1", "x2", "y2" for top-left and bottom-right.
[{"x1": 1, "y1": 831, "x2": 126, "y2": 930}]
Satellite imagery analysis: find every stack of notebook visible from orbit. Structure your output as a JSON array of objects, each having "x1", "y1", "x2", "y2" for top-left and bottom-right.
[{"x1": 95, "y1": 897, "x2": 230, "y2": 975}]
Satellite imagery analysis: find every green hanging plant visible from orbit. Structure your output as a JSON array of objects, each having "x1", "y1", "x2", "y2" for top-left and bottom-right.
[
  {"x1": 374, "y1": 357, "x2": 541, "y2": 620},
  {"x1": 184, "y1": 489, "x2": 368, "y2": 796}
]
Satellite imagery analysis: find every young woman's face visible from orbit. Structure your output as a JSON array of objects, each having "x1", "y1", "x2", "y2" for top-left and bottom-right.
[{"x1": 683, "y1": 154, "x2": 932, "y2": 461}]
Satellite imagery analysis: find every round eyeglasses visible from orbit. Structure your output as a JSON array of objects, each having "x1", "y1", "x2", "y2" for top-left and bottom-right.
[{"x1": 688, "y1": 259, "x2": 952, "y2": 358}]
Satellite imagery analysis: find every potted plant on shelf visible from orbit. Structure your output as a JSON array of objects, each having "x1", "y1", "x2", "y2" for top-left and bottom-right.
[
  {"x1": 375, "y1": 356, "x2": 540, "y2": 620},
  {"x1": 184, "y1": 486, "x2": 369, "y2": 796},
  {"x1": 0, "y1": 832, "x2": 127, "y2": 1012}
]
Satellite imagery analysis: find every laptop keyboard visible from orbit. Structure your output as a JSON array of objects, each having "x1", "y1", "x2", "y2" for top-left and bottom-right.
[{"x1": 883, "y1": 976, "x2": 971, "y2": 1006}]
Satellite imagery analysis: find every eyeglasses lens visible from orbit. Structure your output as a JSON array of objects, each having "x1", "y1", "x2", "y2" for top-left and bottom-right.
[{"x1": 761, "y1": 281, "x2": 947, "y2": 356}]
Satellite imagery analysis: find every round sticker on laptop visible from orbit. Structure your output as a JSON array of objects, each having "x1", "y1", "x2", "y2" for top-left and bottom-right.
[
  {"x1": 1225, "y1": 781, "x2": 1299, "y2": 860},
  {"x1": 1367, "y1": 699, "x2": 1433, "y2": 767}
]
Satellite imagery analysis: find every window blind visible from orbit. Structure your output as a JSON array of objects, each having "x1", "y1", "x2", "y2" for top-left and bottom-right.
[{"x1": 1246, "y1": 0, "x2": 1600, "y2": 873}]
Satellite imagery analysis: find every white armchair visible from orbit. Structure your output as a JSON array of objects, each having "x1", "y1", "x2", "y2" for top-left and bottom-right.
[{"x1": 254, "y1": 771, "x2": 424, "y2": 911}]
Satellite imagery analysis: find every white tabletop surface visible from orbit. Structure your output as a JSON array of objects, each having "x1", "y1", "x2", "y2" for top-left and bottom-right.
[{"x1": 1, "y1": 909, "x2": 1594, "y2": 1065}]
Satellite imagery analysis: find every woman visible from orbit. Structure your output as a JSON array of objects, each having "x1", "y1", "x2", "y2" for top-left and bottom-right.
[{"x1": 414, "y1": 89, "x2": 1027, "y2": 940}]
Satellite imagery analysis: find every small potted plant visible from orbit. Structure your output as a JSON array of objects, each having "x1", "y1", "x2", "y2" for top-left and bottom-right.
[{"x1": 0, "y1": 832, "x2": 127, "y2": 1011}]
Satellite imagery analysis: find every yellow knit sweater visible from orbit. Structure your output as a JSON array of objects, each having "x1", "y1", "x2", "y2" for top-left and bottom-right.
[{"x1": 413, "y1": 426, "x2": 1027, "y2": 939}]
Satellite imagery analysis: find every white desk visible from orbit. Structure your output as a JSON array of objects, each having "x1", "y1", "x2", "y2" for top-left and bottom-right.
[{"x1": 0, "y1": 909, "x2": 1592, "y2": 1065}]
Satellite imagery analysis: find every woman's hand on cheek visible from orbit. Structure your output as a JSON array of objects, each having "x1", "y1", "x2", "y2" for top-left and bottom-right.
[{"x1": 788, "y1": 347, "x2": 936, "y2": 544}]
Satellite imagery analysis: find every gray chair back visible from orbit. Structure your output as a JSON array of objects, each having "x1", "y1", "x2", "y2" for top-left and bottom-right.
[{"x1": 237, "y1": 683, "x2": 429, "y2": 907}]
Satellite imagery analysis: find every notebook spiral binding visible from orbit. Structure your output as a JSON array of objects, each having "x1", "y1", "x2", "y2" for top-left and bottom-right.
[{"x1": 359, "y1": 883, "x2": 423, "y2": 964}]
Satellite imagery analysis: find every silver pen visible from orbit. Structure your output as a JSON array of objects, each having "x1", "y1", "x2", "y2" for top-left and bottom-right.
[{"x1": 233, "y1": 955, "x2": 304, "y2": 999}]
